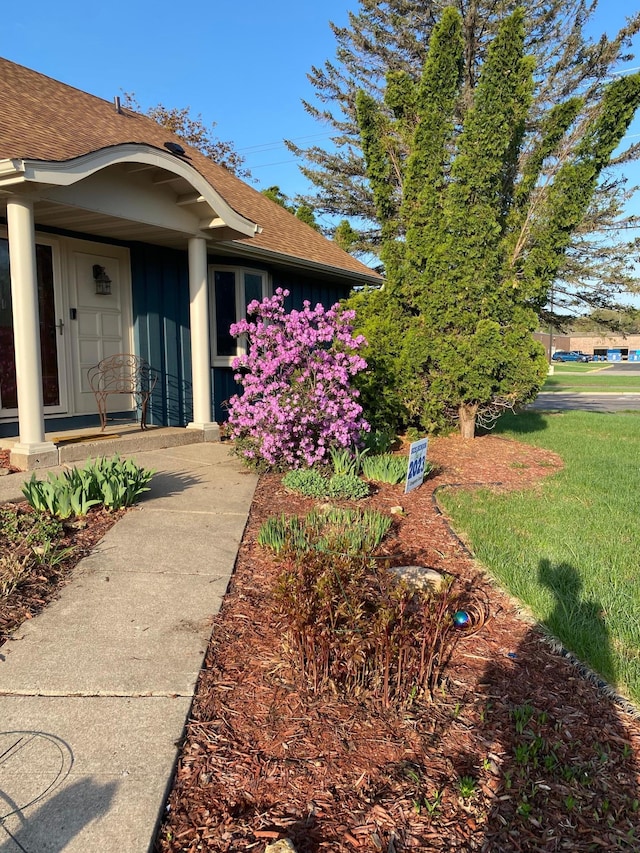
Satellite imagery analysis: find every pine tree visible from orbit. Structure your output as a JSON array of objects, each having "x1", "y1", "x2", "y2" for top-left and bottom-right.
[
  {"x1": 260, "y1": 187, "x2": 321, "y2": 230},
  {"x1": 352, "y1": 6, "x2": 640, "y2": 438},
  {"x1": 290, "y1": 0, "x2": 640, "y2": 320}
]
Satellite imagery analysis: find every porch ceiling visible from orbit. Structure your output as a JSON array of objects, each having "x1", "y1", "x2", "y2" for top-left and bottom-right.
[{"x1": 29, "y1": 197, "x2": 204, "y2": 249}]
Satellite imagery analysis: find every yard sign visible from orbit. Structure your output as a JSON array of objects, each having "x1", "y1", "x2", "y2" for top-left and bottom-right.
[{"x1": 405, "y1": 437, "x2": 429, "y2": 494}]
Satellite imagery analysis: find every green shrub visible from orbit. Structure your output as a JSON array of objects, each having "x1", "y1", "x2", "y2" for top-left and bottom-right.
[
  {"x1": 282, "y1": 468, "x2": 328, "y2": 498},
  {"x1": 326, "y1": 472, "x2": 370, "y2": 499}
]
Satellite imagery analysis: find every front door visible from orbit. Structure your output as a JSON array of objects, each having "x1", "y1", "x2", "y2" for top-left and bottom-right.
[
  {"x1": 0, "y1": 237, "x2": 67, "y2": 416},
  {"x1": 67, "y1": 242, "x2": 132, "y2": 416}
]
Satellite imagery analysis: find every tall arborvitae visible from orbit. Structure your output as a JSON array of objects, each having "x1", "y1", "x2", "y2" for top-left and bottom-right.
[
  {"x1": 352, "y1": 6, "x2": 640, "y2": 438},
  {"x1": 291, "y1": 0, "x2": 640, "y2": 319}
]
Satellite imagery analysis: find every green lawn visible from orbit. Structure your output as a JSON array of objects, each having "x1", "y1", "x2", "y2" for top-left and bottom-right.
[
  {"x1": 543, "y1": 364, "x2": 640, "y2": 392},
  {"x1": 438, "y1": 410, "x2": 640, "y2": 704}
]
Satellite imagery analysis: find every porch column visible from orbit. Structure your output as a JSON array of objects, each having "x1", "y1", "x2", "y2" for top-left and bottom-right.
[
  {"x1": 186, "y1": 236, "x2": 219, "y2": 440},
  {"x1": 6, "y1": 197, "x2": 58, "y2": 470}
]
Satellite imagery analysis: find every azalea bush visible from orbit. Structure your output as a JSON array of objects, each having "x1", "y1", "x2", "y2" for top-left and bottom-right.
[{"x1": 227, "y1": 288, "x2": 369, "y2": 469}]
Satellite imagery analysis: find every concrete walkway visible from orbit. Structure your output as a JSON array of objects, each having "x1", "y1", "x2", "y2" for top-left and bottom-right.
[{"x1": 0, "y1": 443, "x2": 258, "y2": 853}]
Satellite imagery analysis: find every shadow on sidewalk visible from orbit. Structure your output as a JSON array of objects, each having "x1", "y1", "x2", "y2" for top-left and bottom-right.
[{"x1": 0, "y1": 775, "x2": 117, "y2": 853}]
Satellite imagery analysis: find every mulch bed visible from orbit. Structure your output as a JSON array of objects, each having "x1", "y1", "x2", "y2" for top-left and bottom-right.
[
  {"x1": 0, "y1": 450, "x2": 124, "y2": 645},
  {"x1": 154, "y1": 435, "x2": 640, "y2": 853}
]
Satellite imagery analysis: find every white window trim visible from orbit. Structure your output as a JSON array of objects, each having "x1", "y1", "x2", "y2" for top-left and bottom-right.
[{"x1": 208, "y1": 265, "x2": 271, "y2": 368}]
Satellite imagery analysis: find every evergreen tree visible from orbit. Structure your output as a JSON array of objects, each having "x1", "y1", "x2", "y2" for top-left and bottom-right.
[
  {"x1": 352, "y1": 6, "x2": 640, "y2": 437},
  {"x1": 260, "y1": 186, "x2": 321, "y2": 230},
  {"x1": 290, "y1": 0, "x2": 640, "y2": 320}
]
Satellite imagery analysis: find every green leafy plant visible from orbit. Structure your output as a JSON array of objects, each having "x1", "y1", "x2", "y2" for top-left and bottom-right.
[
  {"x1": 282, "y1": 468, "x2": 328, "y2": 498},
  {"x1": 512, "y1": 703, "x2": 535, "y2": 735},
  {"x1": 282, "y1": 467, "x2": 370, "y2": 500},
  {"x1": 1, "y1": 505, "x2": 71, "y2": 603},
  {"x1": 257, "y1": 514, "x2": 309, "y2": 554},
  {"x1": 329, "y1": 445, "x2": 370, "y2": 476},
  {"x1": 84, "y1": 456, "x2": 154, "y2": 510},
  {"x1": 258, "y1": 506, "x2": 392, "y2": 556},
  {"x1": 457, "y1": 775, "x2": 477, "y2": 799},
  {"x1": 21, "y1": 456, "x2": 154, "y2": 518},
  {"x1": 326, "y1": 472, "x2": 370, "y2": 500},
  {"x1": 21, "y1": 476, "x2": 60, "y2": 516},
  {"x1": 361, "y1": 453, "x2": 412, "y2": 485},
  {"x1": 328, "y1": 446, "x2": 359, "y2": 476},
  {"x1": 362, "y1": 428, "x2": 395, "y2": 455}
]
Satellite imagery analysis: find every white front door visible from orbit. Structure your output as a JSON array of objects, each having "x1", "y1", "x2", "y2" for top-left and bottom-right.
[{"x1": 67, "y1": 241, "x2": 132, "y2": 416}]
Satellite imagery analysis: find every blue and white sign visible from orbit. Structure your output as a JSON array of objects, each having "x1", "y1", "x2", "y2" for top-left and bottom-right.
[{"x1": 405, "y1": 437, "x2": 429, "y2": 494}]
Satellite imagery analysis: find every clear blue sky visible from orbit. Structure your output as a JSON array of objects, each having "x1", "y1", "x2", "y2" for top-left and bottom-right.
[
  {"x1": 2, "y1": 0, "x2": 639, "y2": 218},
  {"x1": 1, "y1": 0, "x2": 353, "y2": 213}
]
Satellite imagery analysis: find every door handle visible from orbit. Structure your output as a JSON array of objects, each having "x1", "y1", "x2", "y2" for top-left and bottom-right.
[{"x1": 56, "y1": 319, "x2": 65, "y2": 336}]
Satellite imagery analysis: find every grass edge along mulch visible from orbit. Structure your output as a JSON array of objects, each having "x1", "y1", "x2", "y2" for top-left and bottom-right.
[{"x1": 156, "y1": 434, "x2": 640, "y2": 853}]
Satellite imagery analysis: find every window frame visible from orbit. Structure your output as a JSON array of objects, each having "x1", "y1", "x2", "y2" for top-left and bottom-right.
[{"x1": 208, "y1": 265, "x2": 270, "y2": 367}]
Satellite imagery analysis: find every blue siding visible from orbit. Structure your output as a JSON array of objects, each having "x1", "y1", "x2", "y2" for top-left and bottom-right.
[
  {"x1": 131, "y1": 247, "x2": 355, "y2": 425},
  {"x1": 273, "y1": 272, "x2": 352, "y2": 311},
  {"x1": 131, "y1": 245, "x2": 193, "y2": 427},
  {"x1": 213, "y1": 367, "x2": 239, "y2": 423}
]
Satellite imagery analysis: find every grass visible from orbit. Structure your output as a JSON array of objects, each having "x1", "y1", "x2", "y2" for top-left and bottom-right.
[
  {"x1": 543, "y1": 364, "x2": 640, "y2": 392},
  {"x1": 438, "y1": 410, "x2": 640, "y2": 704}
]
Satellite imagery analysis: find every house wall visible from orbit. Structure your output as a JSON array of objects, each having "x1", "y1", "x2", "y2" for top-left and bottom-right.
[
  {"x1": 131, "y1": 244, "x2": 193, "y2": 427},
  {"x1": 0, "y1": 223, "x2": 358, "y2": 433},
  {"x1": 131, "y1": 247, "x2": 354, "y2": 426}
]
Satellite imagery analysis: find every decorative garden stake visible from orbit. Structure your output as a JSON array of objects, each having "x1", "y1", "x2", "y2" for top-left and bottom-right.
[{"x1": 453, "y1": 610, "x2": 471, "y2": 629}]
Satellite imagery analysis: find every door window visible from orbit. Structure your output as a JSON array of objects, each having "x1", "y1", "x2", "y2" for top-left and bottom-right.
[{"x1": 0, "y1": 238, "x2": 60, "y2": 410}]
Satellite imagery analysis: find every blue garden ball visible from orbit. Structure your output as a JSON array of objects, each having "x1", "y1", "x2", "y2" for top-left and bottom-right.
[{"x1": 453, "y1": 610, "x2": 471, "y2": 628}]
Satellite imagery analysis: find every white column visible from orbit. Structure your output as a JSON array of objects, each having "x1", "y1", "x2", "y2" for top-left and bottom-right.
[
  {"x1": 7, "y1": 197, "x2": 58, "y2": 470},
  {"x1": 186, "y1": 236, "x2": 219, "y2": 440}
]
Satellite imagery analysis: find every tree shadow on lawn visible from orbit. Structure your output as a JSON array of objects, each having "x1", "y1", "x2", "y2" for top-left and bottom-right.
[
  {"x1": 463, "y1": 558, "x2": 639, "y2": 851},
  {"x1": 492, "y1": 410, "x2": 550, "y2": 435}
]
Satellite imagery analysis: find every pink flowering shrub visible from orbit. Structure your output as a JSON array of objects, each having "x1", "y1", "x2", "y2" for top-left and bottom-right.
[{"x1": 227, "y1": 288, "x2": 369, "y2": 469}]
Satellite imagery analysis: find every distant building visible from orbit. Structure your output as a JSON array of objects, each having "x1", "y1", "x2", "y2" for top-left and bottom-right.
[{"x1": 534, "y1": 332, "x2": 640, "y2": 361}]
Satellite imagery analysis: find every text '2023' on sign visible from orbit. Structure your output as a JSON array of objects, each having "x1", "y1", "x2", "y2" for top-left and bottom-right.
[{"x1": 408, "y1": 457, "x2": 426, "y2": 479}]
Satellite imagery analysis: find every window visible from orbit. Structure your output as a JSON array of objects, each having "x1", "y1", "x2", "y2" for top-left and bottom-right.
[
  {"x1": 209, "y1": 267, "x2": 269, "y2": 364},
  {"x1": 0, "y1": 238, "x2": 60, "y2": 410}
]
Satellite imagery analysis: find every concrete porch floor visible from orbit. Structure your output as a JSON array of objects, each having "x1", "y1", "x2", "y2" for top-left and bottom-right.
[{"x1": 1, "y1": 423, "x2": 213, "y2": 469}]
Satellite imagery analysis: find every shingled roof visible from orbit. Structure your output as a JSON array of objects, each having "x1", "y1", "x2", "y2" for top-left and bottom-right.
[{"x1": 0, "y1": 57, "x2": 380, "y2": 284}]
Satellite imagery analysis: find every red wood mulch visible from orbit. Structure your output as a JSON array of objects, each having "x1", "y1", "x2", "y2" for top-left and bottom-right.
[
  {"x1": 155, "y1": 435, "x2": 640, "y2": 853},
  {"x1": 0, "y1": 450, "x2": 124, "y2": 644}
]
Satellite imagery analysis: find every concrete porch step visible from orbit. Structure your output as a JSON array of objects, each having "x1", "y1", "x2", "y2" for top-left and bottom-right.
[
  {"x1": 1, "y1": 425, "x2": 213, "y2": 471},
  {"x1": 55, "y1": 426, "x2": 206, "y2": 464}
]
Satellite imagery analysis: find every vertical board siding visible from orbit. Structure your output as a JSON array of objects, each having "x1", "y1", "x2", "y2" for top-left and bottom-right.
[
  {"x1": 131, "y1": 244, "x2": 193, "y2": 427},
  {"x1": 132, "y1": 247, "x2": 355, "y2": 425},
  {"x1": 273, "y1": 272, "x2": 352, "y2": 312},
  {"x1": 213, "y1": 367, "x2": 239, "y2": 423}
]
